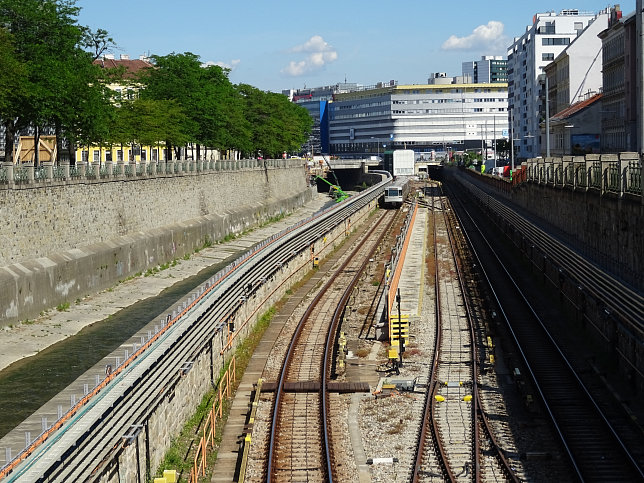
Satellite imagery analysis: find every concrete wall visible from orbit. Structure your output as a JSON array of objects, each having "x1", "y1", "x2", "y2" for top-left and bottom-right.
[
  {"x1": 509, "y1": 183, "x2": 642, "y2": 286},
  {"x1": 0, "y1": 165, "x2": 313, "y2": 326},
  {"x1": 97, "y1": 194, "x2": 379, "y2": 482},
  {"x1": 0, "y1": 162, "x2": 308, "y2": 267}
]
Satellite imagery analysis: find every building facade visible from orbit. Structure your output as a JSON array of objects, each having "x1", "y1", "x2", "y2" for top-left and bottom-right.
[
  {"x1": 507, "y1": 9, "x2": 600, "y2": 160},
  {"x1": 328, "y1": 80, "x2": 508, "y2": 158},
  {"x1": 462, "y1": 56, "x2": 508, "y2": 84},
  {"x1": 283, "y1": 83, "x2": 361, "y2": 154},
  {"x1": 598, "y1": 7, "x2": 638, "y2": 152},
  {"x1": 544, "y1": 9, "x2": 608, "y2": 116}
]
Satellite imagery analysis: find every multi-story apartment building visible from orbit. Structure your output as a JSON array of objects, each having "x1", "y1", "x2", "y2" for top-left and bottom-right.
[
  {"x1": 328, "y1": 78, "x2": 508, "y2": 158},
  {"x1": 544, "y1": 9, "x2": 608, "y2": 116},
  {"x1": 507, "y1": 9, "x2": 600, "y2": 159},
  {"x1": 598, "y1": 7, "x2": 638, "y2": 152},
  {"x1": 462, "y1": 56, "x2": 508, "y2": 84}
]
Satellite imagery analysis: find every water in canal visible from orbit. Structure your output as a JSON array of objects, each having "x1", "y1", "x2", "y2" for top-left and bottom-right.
[{"x1": 0, "y1": 255, "x2": 237, "y2": 439}]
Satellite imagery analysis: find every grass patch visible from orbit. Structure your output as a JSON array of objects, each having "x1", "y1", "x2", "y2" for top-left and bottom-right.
[
  {"x1": 56, "y1": 301, "x2": 70, "y2": 312},
  {"x1": 22, "y1": 319, "x2": 35, "y2": 325},
  {"x1": 154, "y1": 304, "x2": 280, "y2": 481}
]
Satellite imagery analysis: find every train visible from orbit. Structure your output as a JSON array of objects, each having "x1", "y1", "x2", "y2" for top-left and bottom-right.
[{"x1": 383, "y1": 176, "x2": 411, "y2": 207}]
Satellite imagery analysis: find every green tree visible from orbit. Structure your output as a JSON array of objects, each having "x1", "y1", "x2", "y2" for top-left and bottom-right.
[
  {"x1": 0, "y1": 0, "x2": 112, "y2": 164},
  {"x1": 0, "y1": 28, "x2": 27, "y2": 162}
]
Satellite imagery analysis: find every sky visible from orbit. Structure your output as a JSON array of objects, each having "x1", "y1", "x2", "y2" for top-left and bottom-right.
[{"x1": 76, "y1": 1, "x2": 635, "y2": 92}]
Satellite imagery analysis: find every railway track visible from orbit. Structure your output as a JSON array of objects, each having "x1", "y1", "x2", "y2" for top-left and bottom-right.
[
  {"x1": 266, "y1": 210, "x2": 396, "y2": 482},
  {"x1": 445, "y1": 176, "x2": 644, "y2": 482},
  {"x1": 412, "y1": 184, "x2": 517, "y2": 482},
  {"x1": 2, "y1": 179, "x2": 389, "y2": 482}
]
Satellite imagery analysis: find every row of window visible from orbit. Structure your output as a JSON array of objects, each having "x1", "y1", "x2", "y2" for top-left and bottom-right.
[
  {"x1": 541, "y1": 37, "x2": 570, "y2": 46},
  {"x1": 79, "y1": 148, "x2": 163, "y2": 163}
]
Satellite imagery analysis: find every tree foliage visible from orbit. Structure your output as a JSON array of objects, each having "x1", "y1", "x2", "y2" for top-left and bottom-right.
[{"x1": 0, "y1": 3, "x2": 312, "y2": 163}]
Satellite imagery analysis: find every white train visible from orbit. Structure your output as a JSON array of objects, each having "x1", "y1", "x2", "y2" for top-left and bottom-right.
[{"x1": 383, "y1": 176, "x2": 411, "y2": 207}]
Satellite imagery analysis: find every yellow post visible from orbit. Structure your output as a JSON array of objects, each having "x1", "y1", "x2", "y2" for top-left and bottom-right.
[{"x1": 163, "y1": 469, "x2": 177, "y2": 483}]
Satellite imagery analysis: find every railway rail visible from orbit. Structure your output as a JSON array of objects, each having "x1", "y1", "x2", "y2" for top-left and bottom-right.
[
  {"x1": 266, "y1": 210, "x2": 396, "y2": 482},
  {"x1": 412, "y1": 184, "x2": 517, "y2": 482},
  {"x1": 446, "y1": 177, "x2": 644, "y2": 482},
  {"x1": 458, "y1": 174, "x2": 643, "y2": 337},
  {"x1": 1, "y1": 178, "x2": 389, "y2": 482}
]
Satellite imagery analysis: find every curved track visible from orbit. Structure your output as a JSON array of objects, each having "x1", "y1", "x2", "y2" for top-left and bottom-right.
[
  {"x1": 412, "y1": 184, "x2": 517, "y2": 482},
  {"x1": 267, "y1": 210, "x2": 396, "y2": 482}
]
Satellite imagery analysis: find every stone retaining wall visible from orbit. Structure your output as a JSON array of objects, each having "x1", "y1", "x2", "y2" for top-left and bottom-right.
[{"x1": 0, "y1": 164, "x2": 312, "y2": 326}]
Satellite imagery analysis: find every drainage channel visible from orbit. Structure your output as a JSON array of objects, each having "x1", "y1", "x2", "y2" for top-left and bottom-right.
[{"x1": 0, "y1": 254, "x2": 240, "y2": 441}]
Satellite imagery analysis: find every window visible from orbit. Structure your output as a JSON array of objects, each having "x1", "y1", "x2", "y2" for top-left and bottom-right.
[
  {"x1": 542, "y1": 37, "x2": 570, "y2": 46},
  {"x1": 93, "y1": 150, "x2": 100, "y2": 162},
  {"x1": 141, "y1": 149, "x2": 147, "y2": 161},
  {"x1": 152, "y1": 149, "x2": 158, "y2": 161},
  {"x1": 81, "y1": 150, "x2": 88, "y2": 162},
  {"x1": 542, "y1": 53, "x2": 554, "y2": 61},
  {"x1": 117, "y1": 149, "x2": 123, "y2": 161},
  {"x1": 106, "y1": 150, "x2": 112, "y2": 162}
]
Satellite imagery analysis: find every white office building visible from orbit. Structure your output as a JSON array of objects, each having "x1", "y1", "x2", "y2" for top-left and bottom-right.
[
  {"x1": 328, "y1": 78, "x2": 508, "y2": 158},
  {"x1": 507, "y1": 9, "x2": 601, "y2": 159}
]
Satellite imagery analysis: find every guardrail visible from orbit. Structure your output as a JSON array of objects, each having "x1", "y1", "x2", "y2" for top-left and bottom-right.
[
  {"x1": 0, "y1": 158, "x2": 303, "y2": 188},
  {"x1": 386, "y1": 200, "x2": 418, "y2": 342}
]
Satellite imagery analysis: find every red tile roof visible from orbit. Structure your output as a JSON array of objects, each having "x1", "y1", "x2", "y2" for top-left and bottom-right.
[
  {"x1": 93, "y1": 58, "x2": 154, "y2": 79},
  {"x1": 551, "y1": 92, "x2": 602, "y2": 121}
]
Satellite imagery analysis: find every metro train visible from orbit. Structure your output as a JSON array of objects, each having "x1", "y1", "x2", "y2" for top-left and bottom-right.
[{"x1": 383, "y1": 176, "x2": 411, "y2": 207}]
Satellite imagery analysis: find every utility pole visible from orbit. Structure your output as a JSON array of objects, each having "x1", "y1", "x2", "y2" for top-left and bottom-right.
[{"x1": 545, "y1": 74, "x2": 550, "y2": 157}]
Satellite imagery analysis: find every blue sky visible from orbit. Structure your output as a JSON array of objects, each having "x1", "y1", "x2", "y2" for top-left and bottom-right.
[{"x1": 76, "y1": 1, "x2": 633, "y2": 92}]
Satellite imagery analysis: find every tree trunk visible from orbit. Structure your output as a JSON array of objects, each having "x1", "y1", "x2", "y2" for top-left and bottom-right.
[
  {"x1": 54, "y1": 121, "x2": 63, "y2": 164},
  {"x1": 34, "y1": 125, "x2": 40, "y2": 167},
  {"x1": 166, "y1": 141, "x2": 172, "y2": 161},
  {"x1": 196, "y1": 143, "x2": 201, "y2": 160},
  {"x1": 4, "y1": 120, "x2": 16, "y2": 164}
]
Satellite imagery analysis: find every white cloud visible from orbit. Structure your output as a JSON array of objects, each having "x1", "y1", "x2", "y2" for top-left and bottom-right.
[
  {"x1": 282, "y1": 35, "x2": 338, "y2": 77},
  {"x1": 442, "y1": 21, "x2": 506, "y2": 51},
  {"x1": 201, "y1": 59, "x2": 241, "y2": 71}
]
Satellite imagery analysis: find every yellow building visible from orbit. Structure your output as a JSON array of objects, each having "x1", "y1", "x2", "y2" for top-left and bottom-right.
[{"x1": 75, "y1": 54, "x2": 165, "y2": 164}]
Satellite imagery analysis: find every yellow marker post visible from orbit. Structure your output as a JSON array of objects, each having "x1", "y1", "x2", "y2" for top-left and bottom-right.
[
  {"x1": 435, "y1": 395, "x2": 445, "y2": 402},
  {"x1": 163, "y1": 470, "x2": 177, "y2": 483}
]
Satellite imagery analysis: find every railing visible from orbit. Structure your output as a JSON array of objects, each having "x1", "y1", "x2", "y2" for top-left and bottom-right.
[
  {"x1": 521, "y1": 154, "x2": 642, "y2": 199},
  {"x1": 627, "y1": 160, "x2": 641, "y2": 194},
  {"x1": 191, "y1": 356, "x2": 236, "y2": 482},
  {"x1": 0, "y1": 158, "x2": 304, "y2": 188},
  {"x1": 590, "y1": 161, "x2": 601, "y2": 189}
]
